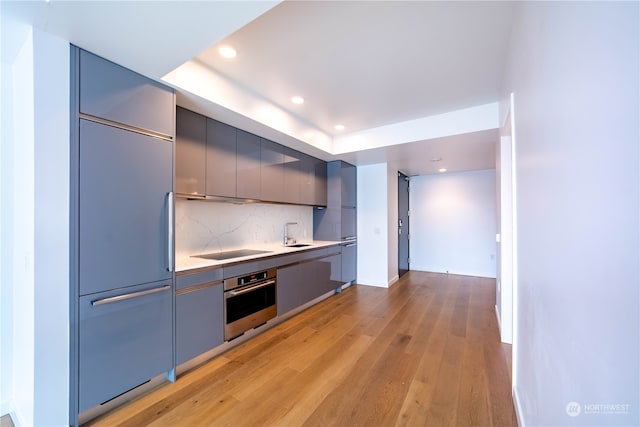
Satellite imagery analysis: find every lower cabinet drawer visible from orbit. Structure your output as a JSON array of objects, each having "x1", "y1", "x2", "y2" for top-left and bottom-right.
[
  {"x1": 78, "y1": 280, "x2": 173, "y2": 412},
  {"x1": 176, "y1": 282, "x2": 224, "y2": 365},
  {"x1": 277, "y1": 254, "x2": 343, "y2": 316}
]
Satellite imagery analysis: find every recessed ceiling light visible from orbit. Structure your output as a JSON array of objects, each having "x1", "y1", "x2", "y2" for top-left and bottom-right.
[
  {"x1": 430, "y1": 157, "x2": 442, "y2": 162},
  {"x1": 291, "y1": 96, "x2": 305, "y2": 105},
  {"x1": 218, "y1": 46, "x2": 237, "y2": 59},
  {"x1": 335, "y1": 124, "x2": 345, "y2": 131},
  {"x1": 438, "y1": 168, "x2": 448, "y2": 173}
]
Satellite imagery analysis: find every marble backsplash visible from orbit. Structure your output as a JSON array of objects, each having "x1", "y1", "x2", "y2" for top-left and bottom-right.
[{"x1": 175, "y1": 198, "x2": 313, "y2": 256}]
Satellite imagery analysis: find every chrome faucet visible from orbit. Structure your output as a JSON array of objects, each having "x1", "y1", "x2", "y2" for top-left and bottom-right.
[{"x1": 283, "y1": 222, "x2": 297, "y2": 246}]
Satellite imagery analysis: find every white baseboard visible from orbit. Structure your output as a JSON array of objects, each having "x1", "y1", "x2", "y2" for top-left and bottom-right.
[
  {"x1": 0, "y1": 399, "x2": 10, "y2": 419},
  {"x1": 410, "y1": 266, "x2": 496, "y2": 279},
  {"x1": 513, "y1": 386, "x2": 526, "y2": 427},
  {"x1": 388, "y1": 275, "x2": 399, "y2": 287}
]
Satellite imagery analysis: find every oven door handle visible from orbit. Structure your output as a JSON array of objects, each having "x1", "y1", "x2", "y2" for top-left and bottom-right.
[{"x1": 228, "y1": 279, "x2": 276, "y2": 297}]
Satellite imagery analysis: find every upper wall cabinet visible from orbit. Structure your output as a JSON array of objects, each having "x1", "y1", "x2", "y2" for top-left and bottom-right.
[
  {"x1": 175, "y1": 107, "x2": 327, "y2": 206},
  {"x1": 79, "y1": 50, "x2": 174, "y2": 137},
  {"x1": 341, "y1": 161, "x2": 357, "y2": 208},
  {"x1": 176, "y1": 107, "x2": 206, "y2": 197},
  {"x1": 236, "y1": 130, "x2": 262, "y2": 200},
  {"x1": 303, "y1": 153, "x2": 328, "y2": 207},
  {"x1": 261, "y1": 138, "x2": 285, "y2": 202},
  {"x1": 207, "y1": 119, "x2": 237, "y2": 198}
]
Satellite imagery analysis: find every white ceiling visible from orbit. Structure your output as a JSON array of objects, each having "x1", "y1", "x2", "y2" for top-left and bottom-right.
[{"x1": 2, "y1": 0, "x2": 515, "y2": 176}]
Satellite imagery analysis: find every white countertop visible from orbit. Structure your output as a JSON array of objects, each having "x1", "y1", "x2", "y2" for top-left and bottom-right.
[{"x1": 175, "y1": 240, "x2": 343, "y2": 272}]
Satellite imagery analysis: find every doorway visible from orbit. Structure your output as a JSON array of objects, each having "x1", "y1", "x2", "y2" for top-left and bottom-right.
[{"x1": 398, "y1": 172, "x2": 410, "y2": 277}]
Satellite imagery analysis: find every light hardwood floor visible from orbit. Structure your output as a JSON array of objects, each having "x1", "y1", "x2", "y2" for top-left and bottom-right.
[{"x1": 86, "y1": 271, "x2": 517, "y2": 426}]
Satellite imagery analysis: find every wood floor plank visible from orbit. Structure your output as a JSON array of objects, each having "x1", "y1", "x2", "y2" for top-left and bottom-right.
[{"x1": 84, "y1": 272, "x2": 517, "y2": 427}]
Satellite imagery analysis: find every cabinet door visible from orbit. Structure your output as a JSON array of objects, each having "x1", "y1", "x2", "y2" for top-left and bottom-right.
[
  {"x1": 314, "y1": 158, "x2": 328, "y2": 207},
  {"x1": 79, "y1": 120, "x2": 172, "y2": 295},
  {"x1": 341, "y1": 243, "x2": 357, "y2": 283},
  {"x1": 236, "y1": 130, "x2": 261, "y2": 199},
  {"x1": 79, "y1": 50, "x2": 174, "y2": 136},
  {"x1": 277, "y1": 254, "x2": 342, "y2": 316},
  {"x1": 298, "y1": 153, "x2": 314, "y2": 205},
  {"x1": 284, "y1": 147, "x2": 302, "y2": 204},
  {"x1": 277, "y1": 261, "x2": 313, "y2": 315},
  {"x1": 260, "y1": 138, "x2": 284, "y2": 202},
  {"x1": 176, "y1": 282, "x2": 224, "y2": 365},
  {"x1": 341, "y1": 207, "x2": 357, "y2": 240},
  {"x1": 176, "y1": 107, "x2": 206, "y2": 197},
  {"x1": 341, "y1": 161, "x2": 357, "y2": 208},
  {"x1": 79, "y1": 281, "x2": 173, "y2": 412},
  {"x1": 207, "y1": 119, "x2": 237, "y2": 198}
]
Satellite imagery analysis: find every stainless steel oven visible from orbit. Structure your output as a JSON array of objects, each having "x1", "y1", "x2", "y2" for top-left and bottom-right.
[{"x1": 224, "y1": 268, "x2": 277, "y2": 340}]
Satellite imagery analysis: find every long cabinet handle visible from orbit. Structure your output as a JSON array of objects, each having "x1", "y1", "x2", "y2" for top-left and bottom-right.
[
  {"x1": 228, "y1": 279, "x2": 276, "y2": 297},
  {"x1": 342, "y1": 236, "x2": 357, "y2": 241},
  {"x1": 167, "y1": 191, "x2": 174, "y2": 272},
  {"x1": 342, "y1": 243, "x2": 357, "y2": 247},
  {"x1": 91, "y1": 285, "x2": 171, "y2": 306}
]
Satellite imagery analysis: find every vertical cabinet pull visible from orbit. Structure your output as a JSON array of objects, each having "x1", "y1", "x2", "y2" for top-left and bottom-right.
[{"x1": 167, "y1": 191, "x2": 174, "y2": 272}]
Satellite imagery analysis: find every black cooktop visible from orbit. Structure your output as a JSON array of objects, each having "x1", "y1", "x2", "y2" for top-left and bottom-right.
[{"x1": 192, "y1": 249, "x2": 272, "y2": 261}]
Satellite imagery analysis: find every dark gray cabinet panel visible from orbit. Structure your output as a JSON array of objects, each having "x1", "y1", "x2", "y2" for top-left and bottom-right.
[
  {"x1": 236, "y1": 130, "x2": 261, "y2": 199},
  {"x1": 341, "y1": 161, "x2": 357, "y2": 208},
  {"x1": 314, "y1": 160, "x2": 356, "y2": 240},
  {"x1": 297, "y1": 153, "x2": 313, "y2": 205},
  {"x1": 283, "y1": 147, "x2": 302, "y2": 204},
  {"x1": 277, "y1": 252, "x2": 342, "y2": 316},
  {"x1": 176, "y1": 282, "x2": 224, "y2": 365},
  {"x1": 314, "y1": 158, "x2": 328, "y2": 207},
  {"x1": 78, "y1": 281, "x2": 173, "y2": 412},
  {"x1": 79, "y1": 120, "x2": 173, "y2": 296},
  {"x1": 176, "y1": 267, "x2": 223, "y2": 291},
  {"x1": 260, "y1": 138, "x2": 284, "y2": 202},
  {"x1": 207, "y1": 119, "x2": 237, "y2": 198},
  {"x1": 176, "y1": 107, "x2": 206, "y2": 197},
  {"x1": 341, "y1": 207, "x2": 357, "y2": 239},
  {"x1": 341, "y1": 243, "x2": 357, "y2": 283},
  {"x1": 79, "y1": 50, "x2": 174, "y2": 136}
]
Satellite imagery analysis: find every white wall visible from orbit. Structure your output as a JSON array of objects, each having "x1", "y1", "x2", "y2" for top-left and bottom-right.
[
  {"x1": 386, "y1": 165, "x2": 399, "y2": 285},
  {"x1": 503, "y1": 2, "x2": 639, "y2": 425},
  {"x1": 356, "y1": 163, "x2": 390, "y2": 287},
  {"x1": 410, "y1": 169, "x2": 497, "y2": 278},
  {"x1": 0, "y1": 12, "x2": 70, "y2": 425}
]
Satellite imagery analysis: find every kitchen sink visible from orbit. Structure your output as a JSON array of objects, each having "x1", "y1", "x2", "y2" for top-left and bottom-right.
[
  {"x1": 286, "y1": 244, "x2": 312, "y2": 248},
  {"x1": 192, "y1": 249, "x2": 272, "y2": 261}
]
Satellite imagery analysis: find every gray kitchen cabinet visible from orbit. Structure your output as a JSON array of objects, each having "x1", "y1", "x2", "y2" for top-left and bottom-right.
[
  {"x1": 176, "y1": 107, "x2": 326, "y2": 205},
  {"x1": 314, "y1": 157, "x2": 328, "y2": 207},
  {"x1": 260, "y1": 138, "x2": 284, "y2": 202},
  {"x1": 79, "y1": 49, "x2": 174, "y2": 137},
  {"x1": 283, "y1": 147, "x2": 302, "y2": 204},
  {"x1": 78, "y1": 280, "x2": 173, "y2": 412},
  {"x1": 207, "y1": 118, "x2": 237, "y2": 198},
  {"x1": 176, "y1": 107, "x2": 206, "y2": 197},
  {"x1": 277, "y1": 250, "x2": 342, "y2": 316},
  {"x1": 314, "y1": 160, "x2": 356, "y2": 240},
  {"x1": 236, "y1": 129, "x2": 261, "y2": 200},
  {"x1": 176, "y1": 281, "x2": 224, "y2": 365},
  {"x1": 341, "y1": 242, "x2": 357, "y2": 283},
  {"x1": 299, "y1": 153, "x2": 327, "y2": 206},
  {"x1": 341, "y1": 161, "x2": 357, "y2": 208},
  {"x1": 73, "y1": 46, "x2": 175, "y2": 419},
  {"x1": 78, "y1": 119, "x2": 173, "y2": 296}
]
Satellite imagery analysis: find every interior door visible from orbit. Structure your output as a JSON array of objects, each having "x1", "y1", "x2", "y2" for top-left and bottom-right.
[{"x1": 398, "y1": 172, "x2": 410, "y2": 277}]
